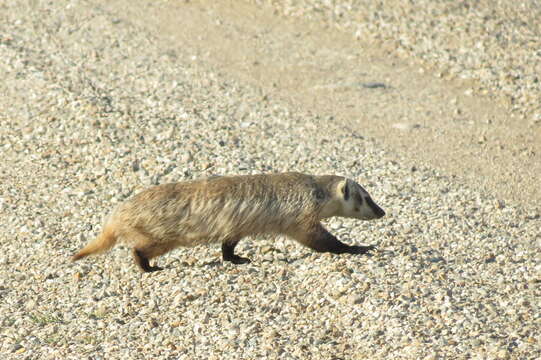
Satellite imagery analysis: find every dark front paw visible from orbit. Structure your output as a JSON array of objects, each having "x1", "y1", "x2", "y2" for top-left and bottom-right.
[
  {"x1": 139, "y1": 264, "x2": 164, "y2": 273},
  {"x1": 145, "y1": 265, "x2": 164, "y2": 273},
  {"x1": 224, "y1": 254, "x2": 251, "y2": 265},
  {"x1": 348, "y1": 245, "x2": 375, "y2": 255}
]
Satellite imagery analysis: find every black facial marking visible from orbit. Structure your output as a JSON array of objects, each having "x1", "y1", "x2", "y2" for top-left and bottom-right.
[{"x1": 343, "y1": 182, "x2": 350, "y2": 200}]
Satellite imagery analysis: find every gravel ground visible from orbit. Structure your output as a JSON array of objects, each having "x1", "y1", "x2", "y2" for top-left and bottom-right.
[
  {"x1": 259, "y1": 0, "x2": 541, "y2": 123},
  {"x1": 1, "y1": 0, "x2": 540, "y2": 359}
]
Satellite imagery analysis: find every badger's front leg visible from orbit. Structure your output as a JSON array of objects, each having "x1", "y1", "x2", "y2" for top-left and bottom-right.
[
  {"x1": 290, "y1": 223, "x2": 375, "y2": 255},
  {"x1": 222, "y1": 237, "x2": 251, "y2": 264}
]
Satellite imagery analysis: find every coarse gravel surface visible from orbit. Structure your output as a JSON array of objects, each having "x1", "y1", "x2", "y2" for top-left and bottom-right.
[{"x1": 1, "y1": 1, "x2": 540, "y2": 359}]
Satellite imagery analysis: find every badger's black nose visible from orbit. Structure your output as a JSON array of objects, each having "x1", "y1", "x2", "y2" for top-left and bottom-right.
[
  {"x1": 373, "y1": 206, "x2": 385, "y2": 219},
  {"x1": 366, "y1": 197, "x2": 385, "y2": 218}
]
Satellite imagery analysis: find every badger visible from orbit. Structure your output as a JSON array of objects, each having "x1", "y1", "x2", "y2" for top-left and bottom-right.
[{"x1": 72, "y1": 172, "x2": 385, "y2": 272}]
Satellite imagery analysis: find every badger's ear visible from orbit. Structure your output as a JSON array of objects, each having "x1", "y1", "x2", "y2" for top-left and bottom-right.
[{"x1": 339, "y1": 179, "x2": 350, "y2": 201}]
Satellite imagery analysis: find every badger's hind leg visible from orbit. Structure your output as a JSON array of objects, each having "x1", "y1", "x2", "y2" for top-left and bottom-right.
[
  {"x1": 133, "y1": 239, "x2": 183, "y2": 272},
  {"x1": 133, "y1": 249, "x2": 163, "y2": 273},
  {"x1": 126, "y1": 229, "x2": 179, "y2": 272},
  {"x1": 290, "y1": 223, "x2": 374, "y2": 255},
  {"x1": 222, "y1": 237, "x2": 250, "y2": 264}
]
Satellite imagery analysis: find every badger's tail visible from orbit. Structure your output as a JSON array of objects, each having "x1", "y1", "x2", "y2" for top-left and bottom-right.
[{"x1": 72, "y1": 226, "x2": 118, "y2": 262}]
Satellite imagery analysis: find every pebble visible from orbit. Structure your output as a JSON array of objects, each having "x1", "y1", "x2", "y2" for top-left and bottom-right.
[
  {"x1": 361, "y1": 82, "x2": 387, "y2": 89},
  {"x1": 392, "y1": 123, "x2": 421, "y2": 131}
]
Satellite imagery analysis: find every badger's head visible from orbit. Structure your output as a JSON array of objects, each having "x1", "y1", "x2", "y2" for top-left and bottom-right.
[{"x1": 321, "y1": 177, "x2": 385, "y2": 220}]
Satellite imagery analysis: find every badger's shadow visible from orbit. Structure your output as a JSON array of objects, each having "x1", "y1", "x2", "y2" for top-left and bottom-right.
[{"x1": 168, "y1": 244, "x2": 381, "y2": 268}]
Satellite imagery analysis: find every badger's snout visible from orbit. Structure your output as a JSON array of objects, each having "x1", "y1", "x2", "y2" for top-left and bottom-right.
[{"x1": 366, "y1": 197, "x2": 385, "y2": 219}]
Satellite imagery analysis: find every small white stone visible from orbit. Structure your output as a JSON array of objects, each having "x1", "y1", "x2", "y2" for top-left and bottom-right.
[{"x1": 392, "y1": 123, "x2": 421, "y2": 131}]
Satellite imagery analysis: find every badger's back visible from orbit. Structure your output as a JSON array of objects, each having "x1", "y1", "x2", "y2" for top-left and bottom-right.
[{"x1": 110, "y1": 173, "x2": 329, "y2": 246}]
